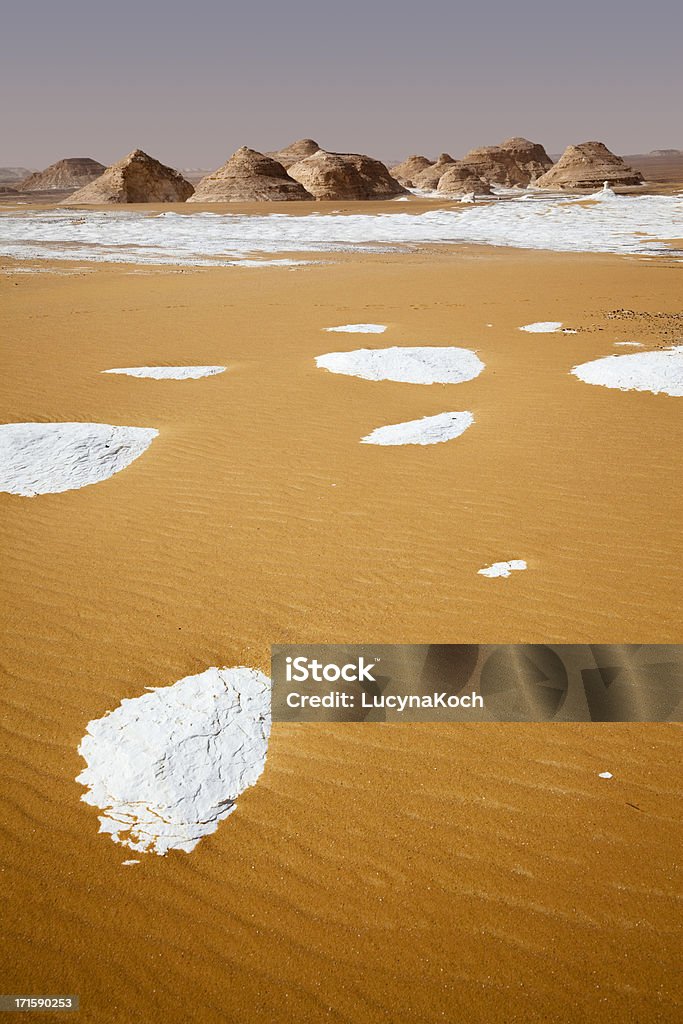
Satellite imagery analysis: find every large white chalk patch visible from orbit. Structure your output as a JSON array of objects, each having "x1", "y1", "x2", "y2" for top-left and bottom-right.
[
  {"x1": 324, "y1": 324, "x2": 387, "y2": 334},
  {"x1": 316, "y1": 346, "x2": 485, "y2": 384},
  {"x1": 103, "y1": 366, "x2": 226, "y2": 380},
  {"x1": 0, "y1": 422, "x2": 158, "y2": 496},
  {"x1": 571, "y1": 345, "x2": 683, "y2": 397},
  {"x1": 77, "y1": 666, "x2": 271, "y2": 855},
  {"x1": 362, "y1": 411, "x2": 474, "y2": 446}
]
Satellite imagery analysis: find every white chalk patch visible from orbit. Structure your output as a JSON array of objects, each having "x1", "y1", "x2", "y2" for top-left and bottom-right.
[
  {"x1": 571, "y1": 345, "x2": 683, "y2": 396},
  {"x1": 316, "y1": 346, "x2": 485, "y2": 385},
  {"x1": 324, "y1": 324, "x2": 387, "y2": 334},
  {"x1": 1, "y1": 194, "x2": 680, "y2": 266},
  {"x1": 122, "y1": 860, "x2": 140, "y2": 866},
  {"x1": 519, "y1": 322, "x2": 563, "y2": 333},
  {"x1": 614, "y1": 341, "x2": 643, "y2": 347},
  {"x1": 478, "y1": 560, "x2": 527, "y2": 578},
  {"x1": 562, "y1": 329, "x2": 578, "y2": 334},
  {"x1": 103, "y1": 366, "x2": 226, "y2": 380},
  {"x1": 0, "y1": 422, "x2": 158, "y2": 497},
  {"x1": 598, "y1": 772, "x2": 613, "y2": 779},
  {"x1": 77, "y1": 666, "x2": 271, "y2": 856},
  {"x1": 362, "y1": 411, "x2": 474, "y2": 446}
]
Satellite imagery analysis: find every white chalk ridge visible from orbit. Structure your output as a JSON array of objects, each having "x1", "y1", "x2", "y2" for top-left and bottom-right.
[
  {"x1": 77, "y1": 666, "x2": 271, "y2": 856},
  {"x1": 0, "y1": 422, "x2": 158, "y2": 496},
  {"x1": 519, "y1": 322, "x2": 563, "y2": 333},
  {"x1": 571, "y1": 345, "x2": 683, "y2": 396},
  {"x1": 324, "y1": 324, "x2": 387, "y2": 334},
  {"x1": 478, "y1": 560, "x2": 528, "y2": 578},
  {"x1": 103, "y1": 366, "x2": 226, "y2": 380},
  {"x1": 316, "y1": 346, "x2": 485, "y2": 385},
  {"x1": 362, "y1": 411, "x2": 474, "y2": 446}
]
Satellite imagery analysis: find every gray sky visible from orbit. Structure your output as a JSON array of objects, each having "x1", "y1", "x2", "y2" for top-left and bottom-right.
[{"x1": 2, "y1": 0, "x2": 681, "y2": 170}]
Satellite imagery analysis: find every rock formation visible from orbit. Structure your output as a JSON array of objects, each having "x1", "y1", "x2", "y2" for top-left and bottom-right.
[
  {"x1": 457, "y1": 138, "x2": 553, "y2": 187},
  {"x1": 21, "y1": 157, "x2": 106, "y2": 191},
  {"x1": 436, "y1": 164, "x2": 493, "y2": 196},
  {"x1": 535, "y1": 142, "x2": 644, "y2": 190},
  {"x1": 390, "y1": 155, "x2": 432, "y2": 187},
  {"x1": 287, "y1": 151, "x2": 406, "y2": 200},
  {"x1": 412, "y1": 154, "x2": 457, "y2": 190},
  {"x1": 63, "y1": 150, "x2": 194, "y2": 204},
  {"x1": 266, "y1": 138, "x2": 320, "y2": 169},
  {"x1": 187, "y1": 147, "x2": 312, "y2": 202},
  {"x1": 0, "y1": 167, "x2": 34, "y2": 184},
  {"x1": 0, "y1": 185, "x2": 19, "y2": 195}
]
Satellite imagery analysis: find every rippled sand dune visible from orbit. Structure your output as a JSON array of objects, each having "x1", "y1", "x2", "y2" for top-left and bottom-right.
[{"x1": 1, "y1": 241, "x2": 681, "y2": 1022}]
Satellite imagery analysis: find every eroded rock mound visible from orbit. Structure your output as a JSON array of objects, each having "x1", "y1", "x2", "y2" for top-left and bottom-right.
[
  {"x1": 188, "y1": 147, "x2": 312, "y2": 202},
  {"x1": 437, "y1": 164, "x2": 493, "y2": 196},
  {"x1": 457, "y1": 137, "x2": 553, "y2": 187},
  {"x1": 266, "y1": 138, "x2": 320, "y2": 169},
  {"x1": 287, "y1": 151, "x2": 406, "y2": 200},
  {"x1": 412, "y1": 154, "x2": 457, "y2": 190},
  {"x1": 535, "y1": 142, "x2": 644, "y2": 190},
  {"x1": 63, "y1": 150, "x2": 194, "y2": 204},
  {"x1": 390, "y1": 154, "x2": 432, "y2": 187},
  {"x1": 21, "y1": 157, "x2": 106, "y2": 191}
]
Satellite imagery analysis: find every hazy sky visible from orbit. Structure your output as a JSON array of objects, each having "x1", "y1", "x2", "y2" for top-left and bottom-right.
[{"x1": 2, "y1": 0, "x2": 681, "y2": 170}]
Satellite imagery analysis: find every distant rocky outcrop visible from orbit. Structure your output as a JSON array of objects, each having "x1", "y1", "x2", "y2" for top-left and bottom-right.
[
  {"x1": 436, "y1": 164, "x2": 493, "y2": 196},
  {"x1": 411, "y1": 154, "x2": 457, "y2": 190},
  {"x1": 457, "y1": 138, "x2": 553, "y2": 187},
  {"x1": 21, "y1": 157, "x2": 106, "y2": 191},
  {"x1": 187, "y1": 147, "x2": 312, "y2": 202},
  {"x1": 0, "y1": 185, "x2": 19, "y2": 195},
  {"x1": 63, "y1": 150, "x2": 194, "y2": 204},
  {"x1": 266, "y1": 138, "x2": 320, "y2": 169},
  {"x1": 287, "y1": 151, "x2": 406, "y2": 200},
  {"x1": 535, "y1": 142, "x2": 644, "y2": 190},
  {"x1": 390, "y1": 155, "x2": 432, "y2": 187},
  {"x1": 0, "y1": 167, "x2": 34, "y2": 184},
  {"x1": 649, "y1": 149, "x2": 683, "y2": 157}
]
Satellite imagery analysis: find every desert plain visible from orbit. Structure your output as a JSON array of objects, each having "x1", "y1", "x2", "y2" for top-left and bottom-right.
[{"x1": 0, "y1": 180, "x2": 682, "y2": 1023}]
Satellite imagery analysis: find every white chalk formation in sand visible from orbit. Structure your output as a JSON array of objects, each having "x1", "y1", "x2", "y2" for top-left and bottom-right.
[
  {"x1": 77, "y1": 666, "x2": 271, "y2": 855},
  {"x1": 0, "y1": 422, "x2": 158, "y2": 496},
  {"x1": 362, "y1": 411, "x2": 474, "y2": 446},
  {"x1": 571, "y1": 345, "x2": 683, "y2": 397},
  {"x1": 316, "y1": 346, "x2": 485, "y2": 385},
  {"x1": 324, "y1": 324, "x2": 387, "y2": 334},
  {"x1": 103, "y1": 366, "x2": 226, "y2": 380},
  {"x1": 519, "y1": 321, "x2": 563, "y2": 333},
  {"x1": 478, "y1": 560, "x2": 527, "y2": 578}
]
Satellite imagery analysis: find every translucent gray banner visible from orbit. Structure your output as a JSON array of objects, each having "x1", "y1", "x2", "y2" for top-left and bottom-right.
[{"x1": 271, "y1": 644, "x2": 683, "y2": 722}]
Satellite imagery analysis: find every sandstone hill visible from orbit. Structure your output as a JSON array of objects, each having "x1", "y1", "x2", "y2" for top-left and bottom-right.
[
  {"x1": 21, "y1": 157, "x2": 106, "y2": 191},
  {"x1": 287, "y1": 151, "x2": 406, "y2": 200},
  {"x1": 457, "y1": 137, "x2": 553, "y2": 187},
  {"x1": 0, "y1": 185, "x2": 19, "y2": 195},
  {"x1": 436, "y1": 164, "x2": 493, "y2": 196},
  {"x1": 0, "y1": 167, "x2": 34, "y2": 184},
  {"x1": 390, "y1": 155, "x2": 432, "y2": 187},
  {"x1": 412, "y1": 154, "x2": 456, "y2": 190},
  {"x1": 266, "y1": 139, "x2": 320, "y2": 169},
  {"x1": 535, "y1": 142, "x2": 644, "y2": 189},
  {"x1": 188, "y1": 147, "x2": 312, "y2": 202},
  {"x1": 63, "y1": 150, "x2": 194, "y2": 204}
]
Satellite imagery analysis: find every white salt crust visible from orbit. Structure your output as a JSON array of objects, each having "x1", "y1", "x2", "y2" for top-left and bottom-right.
[
  {"x1": 316, "y1": 346, "x2": 485, "y2": 385},
  {"x1": 571, "y1": 345, "x2": 683, "y2": 397},
  {"x1": 103, "y1": 366, "x2": 226, "y2": 380},
  {"x1": 478, "y1": 560, "x2": 528, "y2": 578},
  {"x1": 362, "y1": 411, "x2": 474, "y2": 446},
  {"x1": 77, "y1": 666, "x2": 271, "y2": 855},
  {"x1": 324, "y1": 324, "x2": 387, "y2": 334},
  {"x1": 519, "y1": 322, "x2": 563, "y2": 333},
  {"x1": 0, "y1": 422, "x2": 158, "y2": 496}
]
